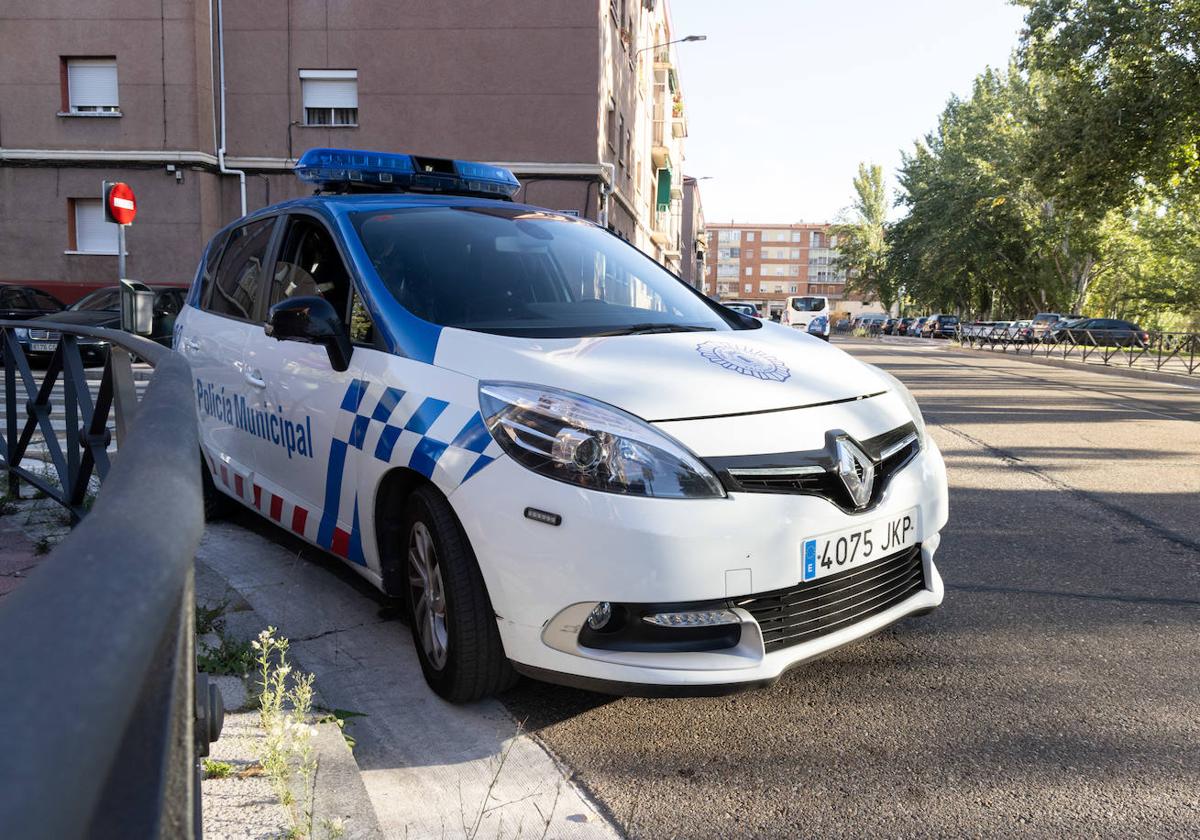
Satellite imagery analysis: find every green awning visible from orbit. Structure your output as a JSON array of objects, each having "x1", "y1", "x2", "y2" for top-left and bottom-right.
[{"x1": 656, "y1": 167, "x2": 672, "y2": 211}]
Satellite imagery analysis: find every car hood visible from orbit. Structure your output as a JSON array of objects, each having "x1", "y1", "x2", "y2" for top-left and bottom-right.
[
  {"x1": 434, "y1": 321, "x2": 892, "y2": 421},
  {"x1": 29, "y1": 310, "x2": 118, "y2": 328}
]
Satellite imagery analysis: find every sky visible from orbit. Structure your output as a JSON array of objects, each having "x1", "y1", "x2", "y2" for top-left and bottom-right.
[{"x1": 669, "y1": 0, "x2": 1029, "y2": 224}]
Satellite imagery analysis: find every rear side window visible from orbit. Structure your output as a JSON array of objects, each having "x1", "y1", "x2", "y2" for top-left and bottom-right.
[
  {"x1": 1, "y1": 288, "x2": 32, "y2": 309},
  {"x1": 29, "y1": 290, "x2": 61, "y2": 311},
  {"x1": 206, "y1": 218, "x2": 275, "y2": 320}
]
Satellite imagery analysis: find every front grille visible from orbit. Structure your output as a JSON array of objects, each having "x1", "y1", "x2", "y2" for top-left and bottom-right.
[
  {"x1": 709, "y1": 423, "x2": 920, "y2": 512},
  {"x1": 734, "y1": 545, "x2": 924, "y2": 653},
  {"x1": 27, "y1": 329, "x2": 59, "y2": 341}
]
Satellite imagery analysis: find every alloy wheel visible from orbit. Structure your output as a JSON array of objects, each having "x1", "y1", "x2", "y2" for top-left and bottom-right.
[{"x1": 408, "y1": 521, "x2": 449, "y2": 669}]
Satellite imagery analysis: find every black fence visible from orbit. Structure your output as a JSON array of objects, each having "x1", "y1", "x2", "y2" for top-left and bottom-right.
[
  {"x1": 0, "y1": 321, "x2": 219, "y2": 838},
  {"x1": 956, "y1": 325, "x2": 1200, "y2": 376}
]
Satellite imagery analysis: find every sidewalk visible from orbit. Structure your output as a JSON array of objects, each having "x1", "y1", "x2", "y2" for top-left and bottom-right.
[
  {"x1": 0, "y1": 491, "x2": 72, "y2": 598},
  {"x1": 197, "y1": 514, "x2": 622, "y2": 840}
]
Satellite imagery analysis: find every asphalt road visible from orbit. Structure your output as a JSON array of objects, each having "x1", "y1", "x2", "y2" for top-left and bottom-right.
[{"x1": 502, "y1": 337, "x2": 1200, "y2": 839}]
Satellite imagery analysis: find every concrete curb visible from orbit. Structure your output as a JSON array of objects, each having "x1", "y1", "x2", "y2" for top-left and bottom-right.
[
  {"x1": 311, "y1": 721, "x2": 385, "y2": 840},
  {"x1": 196, "y1": 559, "x2": 386, "y2": 839}
]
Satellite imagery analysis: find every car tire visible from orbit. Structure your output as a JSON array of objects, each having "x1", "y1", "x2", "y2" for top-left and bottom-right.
[
  {"x1": 401, "y1": 486, "x2": 516, "y2": 702},
  {"x1": 201, "y1": 454, "x2": 237, "y2": 521}
]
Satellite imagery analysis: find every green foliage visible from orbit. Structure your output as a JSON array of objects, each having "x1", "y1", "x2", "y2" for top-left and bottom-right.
[
  {"x1": 833, "y1": 163, "x2": 896, "y2": 310},
  {"x1": 877, "y1": 2, "x2": 1200, "y2": 323},
  {"x1": 197, "y1": 633, "x2": 255, "y2": 677},
  {"x1": 1018, "y1": 0, "x2": 1200, "y2": 215},
  {"x1": 202, "y1": 759, "x2": 234, "y2": 780}
]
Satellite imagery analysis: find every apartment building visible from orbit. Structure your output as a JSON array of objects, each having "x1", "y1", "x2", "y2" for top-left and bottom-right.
[
  {"x1": 679, "y1": 174, "x2": 706, "y2": 288},
  {"x1": 704, "y1": 222, "x2": 850, "y2": 319},
  {"x1": 0, "y1": 0, "x2": 696, "y2": 298}
]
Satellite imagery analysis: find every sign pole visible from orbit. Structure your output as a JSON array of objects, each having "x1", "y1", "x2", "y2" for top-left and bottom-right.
[{"x1": 117, "y1": 224, "x2": 127, "y2": 282}]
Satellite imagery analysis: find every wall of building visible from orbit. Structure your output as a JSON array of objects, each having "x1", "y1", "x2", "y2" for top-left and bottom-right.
[{"x1": 1, "y1": 0, "x2": 686, "y2": 292}]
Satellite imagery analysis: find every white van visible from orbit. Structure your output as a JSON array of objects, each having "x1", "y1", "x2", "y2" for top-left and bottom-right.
[{"x1": 783, "y1": 295, "x2": 830, "y2": 332}]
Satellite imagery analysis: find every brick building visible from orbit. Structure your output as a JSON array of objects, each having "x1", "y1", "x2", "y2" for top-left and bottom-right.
[
  {"x1": 704, "y1": 222, "x2": 854, "y2": 320},
  {"x1": 0, "y1": 0, "x2": 698, "y2": 299}
]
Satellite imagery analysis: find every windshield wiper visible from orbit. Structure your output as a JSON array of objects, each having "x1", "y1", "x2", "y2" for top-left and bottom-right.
[{"x1": 593, "y1": 323, "x2": 716, "y2": 337}]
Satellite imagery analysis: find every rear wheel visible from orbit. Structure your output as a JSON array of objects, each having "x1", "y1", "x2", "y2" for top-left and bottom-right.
[{"x1": 401, "y1": 486, "x2": 516, "y2": 702}]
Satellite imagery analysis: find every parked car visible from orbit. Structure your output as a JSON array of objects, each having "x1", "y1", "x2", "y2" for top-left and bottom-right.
[
  {"x1": 179, "y1": 146, "x2": 949, "y2": 701},
  {"x1": 896, "y1": 317, "x2": 917, "y2": 336},
  {"x1": 882, "y1": 317, "x2": 900, "y2": 335},
  {"x1": 911, "y1": 317, "x2": 929, "y2": 336},
  {"x1": 21, "y1": 285, "x2": 186, "y2": 363},
  {"x1": 723, "y1": 301, "x2": 761, "y2": 319},
  {"x1": 922, "y1": 314, "x2": 959, "y2": 339},
  {"x1": 1056, "y1": 318, "x2": 1149, "y2": 347},
  {"x1": 1041, "y1": 317, "x2": 1087, "y2": 344},
  {"x1": 0, "y1": 284, "x2": 65, "y2": 322},
  {"x1": 1006, "y1": 319, "x2": 1032, "y2": 340}
]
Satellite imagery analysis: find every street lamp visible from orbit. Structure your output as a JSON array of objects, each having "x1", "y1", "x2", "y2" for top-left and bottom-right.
[{"x1": 634, "y1": 35, "x2": 708, "y2": 60}]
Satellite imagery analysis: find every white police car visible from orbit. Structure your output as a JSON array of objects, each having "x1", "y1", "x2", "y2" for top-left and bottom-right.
[{"x1": 179, "y1": 148, "x2": 948, "y2": 701}]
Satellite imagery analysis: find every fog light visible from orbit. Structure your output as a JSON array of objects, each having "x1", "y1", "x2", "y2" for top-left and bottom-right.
[
  {"x1": 643, "y1": 609, "x2": 740, "y2": 628},
  {"x1": 586, "y1": 601, "x2": 612, "y2": 630}
]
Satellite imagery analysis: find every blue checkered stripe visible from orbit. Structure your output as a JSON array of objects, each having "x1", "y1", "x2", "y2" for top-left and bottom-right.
[
  {"x1": 340, "y1": 378, "x2": 502, "y2": 488},
  {"x1": 318, "y1": 379, "x2": 502, "y2": 567}
]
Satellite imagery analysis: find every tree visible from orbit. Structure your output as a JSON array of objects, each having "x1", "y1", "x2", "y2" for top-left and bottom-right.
[
  {"x1": 833, "y1": 163, "x2": 895, "y2": 311},
  {"x1": 1018, "y1": 0, "x2": 1200, "y2": 215}
]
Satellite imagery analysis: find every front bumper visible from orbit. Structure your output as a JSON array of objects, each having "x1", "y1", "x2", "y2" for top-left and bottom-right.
[{"x1": 449, "y1": 427, "x2": 949, "y2": 693}]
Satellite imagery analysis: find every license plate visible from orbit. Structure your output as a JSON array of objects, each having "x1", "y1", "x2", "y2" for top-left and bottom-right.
[
  {"x1": 801, "y1": 507, "x2": 919, "y2": 582},
  {"x1": 31, "y1": 342, "x2": 56, "y2": 352}
]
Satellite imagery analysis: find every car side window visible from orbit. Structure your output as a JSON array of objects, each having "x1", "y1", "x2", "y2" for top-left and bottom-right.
[
  {"x1": 29, "y1": 291, "x2": 60, "y2": 311},
  {"x1": 206, "y1": 218, "x2": 275, "y2": 321},
  {"x1": 269, "y1": 216, "x2": 352, "y2": 323},
  {"x1": 3, "y1": 288, "x2": 32, "y2": 309}
]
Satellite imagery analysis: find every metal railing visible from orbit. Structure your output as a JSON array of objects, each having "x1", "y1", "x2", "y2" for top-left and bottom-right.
[
  {"x1": 956, "y1": 326, "x2": 1200, "y2": 376},
  {"x1": 0, "y1": 320, "x2": 220, "y2": 838}
]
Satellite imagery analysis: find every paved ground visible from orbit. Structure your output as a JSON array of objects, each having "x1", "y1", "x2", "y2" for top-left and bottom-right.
[{"x1": 500, "y1": 337, "x2": 1200, "y2": 839}]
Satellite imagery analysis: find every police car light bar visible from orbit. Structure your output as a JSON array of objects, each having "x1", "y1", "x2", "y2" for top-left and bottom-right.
[{"x1": 295, "y1": 148, "x2": 521, "y2": 199}]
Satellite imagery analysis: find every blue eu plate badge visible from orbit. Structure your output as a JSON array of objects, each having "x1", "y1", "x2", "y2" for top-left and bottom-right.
[{"x1": 803, "y1": 539, "x2": 818, "y2": 581}]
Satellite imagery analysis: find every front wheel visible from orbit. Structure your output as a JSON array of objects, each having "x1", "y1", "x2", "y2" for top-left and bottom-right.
[{"x1": 402, "y1": 486, "x2": 516, "y2": 702}]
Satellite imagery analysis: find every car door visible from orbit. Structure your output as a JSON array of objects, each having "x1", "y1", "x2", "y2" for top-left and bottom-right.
[
  {"x1": 177, "y1": 215, "x2": 279, "y2": 505},
  {"x1": 242, "y1": 212, "x2": 366, "y2": 557}
]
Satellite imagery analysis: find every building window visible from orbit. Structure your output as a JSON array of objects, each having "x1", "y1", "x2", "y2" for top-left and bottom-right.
[
  {"x1": 789, "y1": 283, "x2": 799, "y2": 293},
  {"x1": 744, "y1": 267, "x2": 752, "y2": 276},
  {"x1": 792, "y1": 232, "x2": 801, "y2": 242},
  {"x1": 811, "y1": 230, "x2": 822, "y2": 247},
  {"x1": 744, "y1": 283, "x2": 752, "y2": 293},
  {"x1": 744, "y1": 249, "x2": 754, "y2": 258},
  {"x1": 746, "y1": 232, "x2": 755, "y2": 241},
  {"x1": 69, "y1": 198, "x2": 119, "y2": 254},
  {"x1": 300, "y1": 69, "x2": 358, "y2": 126},
  {"x1": 63, "y1": 57, "x2": 119, "y2": 114},
  {"x1": 618, "y1": 115, "x2": 626, "y2": 165},
  {"x1": 606, "y1": 99, "x2": 617, "y2": 151},
  {"x1": 624, "y1": 128, "x2": 632, "y2": 176}
]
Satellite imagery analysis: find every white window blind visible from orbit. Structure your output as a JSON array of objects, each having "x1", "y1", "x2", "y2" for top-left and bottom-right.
[
  {"x1": 67, "y1": 59, "x2": 119, "y2": 111},
  {"x1": 74, "y1": 199, "x2": 119, "y2": 253},
  {"x1": 300, "y1": 70, "x2": 358, "y2": 126}
]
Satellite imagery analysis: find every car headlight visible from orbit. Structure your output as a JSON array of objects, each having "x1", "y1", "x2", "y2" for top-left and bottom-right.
[
  {"x1": 875, "y1": 368, "x2": 927, "y2": 444},
  {"x1": 13, "y1": 328, "x2": 29, "y2": 340},
  {"x1": 479, "y1": 382, "x2": 725, "y2": 499}
]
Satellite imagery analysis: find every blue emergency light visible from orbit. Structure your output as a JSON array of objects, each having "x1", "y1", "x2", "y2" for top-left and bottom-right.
[{"x1": 294, "y1": 148, "x2": 520, "y2": 199}]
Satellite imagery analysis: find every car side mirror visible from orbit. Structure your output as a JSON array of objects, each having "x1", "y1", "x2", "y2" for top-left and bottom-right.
[{"x1": 265, "y1": 296, "x2": 353, "y2": 372}]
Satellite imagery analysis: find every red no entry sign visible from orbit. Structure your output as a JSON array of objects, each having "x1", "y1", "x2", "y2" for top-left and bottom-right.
[{"x1": 104, "y1": 181, "x2": 137, "y2": 225}]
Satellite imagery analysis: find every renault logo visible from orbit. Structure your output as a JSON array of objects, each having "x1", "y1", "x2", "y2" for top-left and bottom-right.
[{"x1": 835, "y1": 438, "x2": 875, "y2": 509}]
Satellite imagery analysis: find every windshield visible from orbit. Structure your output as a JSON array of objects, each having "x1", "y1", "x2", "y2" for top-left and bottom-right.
[
  {"x1": 71, "y1": 288, "x2": 121, "y2": 312},
  {"x1": 790, "y1": 296, "x2": 826, "y2": 312},
  {"x1": 351, "y1": 207, "x2": 744, "y2": 338}
]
